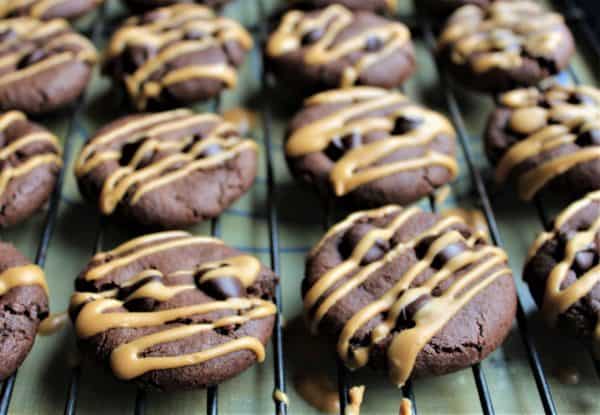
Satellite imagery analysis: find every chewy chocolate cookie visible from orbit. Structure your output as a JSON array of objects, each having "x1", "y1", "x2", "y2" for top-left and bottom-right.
[
  {"x1": 524, "y1": 191, "x2": 600, "y2": 349},
  {"x1": 0, "y1": 0, "x2": 103, "y2": 20},
  {"x1": 124, "y1": 0, "x2": 230, "y2": 12},
  {"x1": 0, "y1": 111, "x2": 63, "y2": 227},
  {"x1": 75, "y1": 109, "x2": 258, "y2": 229},
  {"x1": 69, "y1": 230, "x2": 277, "y2": 390},
  {"x1": 485, "y1": 84, "x2": 600, "y2": 201},
  {"x1": 104, "y1": 4, "x2": 252, "y2": 111},
  {"x1": 303, "y1": 205, "x2": 517, "y2": 385},
  {"x1": 0, "y1": 17, "x2": 97, "y2": 114},
  {"x1": 437, "y1": 1, "x2": 574, "y2": 93},
  {"x1": 0, "y1": 242, "x2": 49, "y2": 381},
  {"x1": 285, "y1": 87, "x2": 458, "y2": 207},
  {"x1": 266, "y1": 4, "x2": 415, "y2": 92},
  {"x1": 415, "y1": 0, "x2": 496, "y2": 17}
]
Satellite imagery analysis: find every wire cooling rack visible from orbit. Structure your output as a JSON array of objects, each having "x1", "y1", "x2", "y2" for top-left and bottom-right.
[{"x1": 1, "y1": 0, "x2": 600, "y2": 414}]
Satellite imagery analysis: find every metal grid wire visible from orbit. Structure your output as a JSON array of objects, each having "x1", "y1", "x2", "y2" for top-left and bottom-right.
[{"x1": 0, "y1": 0, "x2": 599, "y2": 414}]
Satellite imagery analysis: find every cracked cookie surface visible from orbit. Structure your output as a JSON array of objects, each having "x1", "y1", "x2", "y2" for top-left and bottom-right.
[
  {"x1": 0, "y1": 242, "x2": 49, "y2": 381},
  {"x1": 69, "y1": 231, "x2": 277, "y2": 391},
  {"x1": 285, "y1": 87, "x2": 458, "y2": 207},
  {"x1": 75, "y1": 109, "x2": 258, "y2": 229},
  {"x1": 303, "y1": 205, "x2": 516, "y2": 385}
]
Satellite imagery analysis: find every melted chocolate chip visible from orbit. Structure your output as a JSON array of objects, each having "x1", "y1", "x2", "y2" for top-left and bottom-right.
[
  {"x1": 364, "y1": 36, "x2": 383, "y2": 52},
  {"x1": 572, "y1": 249, "x2": 597, "y2": 275},
  {"x1": 415, "y1": 235, "x2": 437, "y2": 259},
  {"x1": 340, "y1": 223, "x2": 390, "y2": 265},
  {"x1": 301, "y1": 28, "x2": 324, "y2": 45},
  {"x1": 201, "y1": 143, "x2": 222, "y2": 157},
  {"x1": 324, "y1": 132, "x2": 362, "y2": 161},
  {"x1": 575, "y1": 130, "x2": 600, "y2": 147},
  {"x1": 184, "y1": 29, "x2": 205, "y2": 40},
  {"x1": 198, "y1": 276, "x2": 245, "y2": 299},
  {"x1": 120, "y1": 141, "x2": 144, "y2": 166},
  {"x1": 0, "y1": 29, "x2": 15, "y2": 42},
  {"x1": 17, "y1": 50, "x2": 47, "y2": 69},
  {"x1": 432, "y1": 242, "x2": 466, "y2": 269},
  {"x1": 569, "y1": 93, "x2": 595, "y2": 106},
  {"x1": 392, "y1": 116, "x2": 423, "y2": 135}
]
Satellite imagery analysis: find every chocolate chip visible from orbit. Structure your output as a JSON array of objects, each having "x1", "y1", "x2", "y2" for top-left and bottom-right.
[
  {"x1": 340, "y1": 223, "x2": 389, "y2": 265},
  {"x1": 198, "y1": 276, "x2": 245, "y2": 300},
  {"x1": 0, "y1": 29, "x2": 15, "y2": 42},
  {"x1": 201, "y1": 143, "x2": 222, "y2": 157},
  {"x1": 364, "y1": 36, "x2": 383, "y2": 52},
  {"x1": 324, "y1": 132, "x2": 362, "y2": 161},
  {"x1": 432, "y1": 242, "x2": 466, "y2": 269},
  {"x1": 301, "y1": 28, "x2": 324, "y2": 45},
  {"x1": 575, "y1": 130, "x2": 600, "y2": 147},
  {"x1": 17, "y1": 50, "x2": 47, "y2": 69},
  {"x1": 569, "y1": 93, "x2": 595, "y2": 106},
  {"x1": 392, "y1": 116, "x2": 423, "y2": 135},
  {"x1": 415, "y1": 235, "x2": 437, "y2": 259},
  {"x1": 184, "y1": 29, "x2": 205, "y2": 40},
  {"x1": 120, "y1": 141, "x2": 144, "y2": 166},
  {"x1": 572, "y1": 249, "x2": 597, "y2": 275}
]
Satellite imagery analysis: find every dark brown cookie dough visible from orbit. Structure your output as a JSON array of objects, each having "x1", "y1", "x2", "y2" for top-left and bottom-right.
[
  {"x1": 75, "y1": 109, "x2": 258, "y2": 229},
  {"x1": 69, "y1": 231, "x2": 277, "y2": 391},
  {"x1": 0, "y1": 0, "x2": 103, "y2": 20},
  {"x1": 0, "y1": 17, "x2": 97, "y2": 115},
  {"x1": 524, "y1": 191, "x2": 600, "y2": 349},
  {"x1": 0, "y1": 111, "x2": 63, "y2": 228},
  {"x1": 303, "y1": 205, "x2": 517, "y2": 385},
  {"x1": 104, "y1": 4, "x2": 252, "y2": 111},
  {"x1": 300, "y1": 0, "x2": 395, "y2": 12},
  {"x1": 415, "y1": 0, "x2": 495, "y2": 17},
  {"x1": 285, "y1": 87, "x2": 458, "y2": 207},
  {"x1": 437, "y1": 1, "x2": 574, "y2": 93},
  {"x1": 0, "y1": 242, "x2": 49, "y2": 381},
  {"x1": 266, "y1": 4, "x2": 415, "y2": 92},
  {"x1": 485, "y1": 84, "x2": 600, "y2": 201},
  {"x1": 123, "y1": 0, "x2": 230, "y2": 12}
]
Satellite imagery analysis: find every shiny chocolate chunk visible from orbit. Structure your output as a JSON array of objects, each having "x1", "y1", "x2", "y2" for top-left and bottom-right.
[
  {"x1": 340, "y1": 223, "x2": 390, "y2": 265},
  {"x1": 198, "y1": 276, "x2": 245, "y2": 299}
]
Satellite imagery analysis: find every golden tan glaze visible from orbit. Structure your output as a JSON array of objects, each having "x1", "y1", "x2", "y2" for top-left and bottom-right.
[
  {"x1": 74, "y1": 109, "x2": 258, "y2": 215},
  {"x1": 0, "y1": 17, "x2": 97, "y2": 88},
  {"x1": 38, "y1": 311, "x2": 68, "y2": 335},
  {"x1": 0, "y1": 111, "x2": 63, "y2": 199},
  {"x1": 0, "y1": 264, "x2": 48, "y2": 297},
  {"x1": 527, "y1": 190, "x2": 600, "y2": 355},
  {"x1": 106, "y1": 4, "x2": 252, "y2": 110},
  {"x1": 494, "y1": 84, "x2": 600, "y2": 200},
  {"x1": 69, "y1": 231, "x2": 276, "y2": 380},
  {"x1": 439, "y1": 1, "x2": 568, "y2": 73},
  {"x1": 0, "y1": 0, "x2": 102, "y2": 19},
  {"x1": 305, "y1": 205, "x2": 511, "y2": 386},
  {"x1": 267, "y1": 5, "x2": 411, "y2": 88},
  {"x1": 286, "y1": 87, "x2": 458, "y2": 197}
]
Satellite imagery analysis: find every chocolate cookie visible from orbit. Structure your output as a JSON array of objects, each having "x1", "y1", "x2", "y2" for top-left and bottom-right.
[
  {"x1": 104, "y1": 4, "x2": 252, "y2": 111},
  {"x1": 285, "y1": 87, "x2": 458, "y2": 207},
  {"x1": 123, "y1": 0, "x2": 230, "y2": 12},
  {"x1": 0, "y1": 0, "x2": 103, "y2": 20},
  {"x1": 0, "y1": 111, "x2": 63, "y2": 227},
  {"x1": 75, "y1": 109, "x2": 258, "y2": 229},
  {"x1": 485, "y1": 84, "x2": 600, "y2": 201},
  {"x1": 69, "y1": 230, "x2": 277, "y2": 390},
  {"x1": 266, "y1": 5, "x2": 415, "y2": 92},
  {"x1": 303, "y1": 205, "x2": 517, "y2": 385},
  {"x1": 0, "y1": 241, "x2": 49, "y2": 381},
  {"x1": 0, "y1": 17, "x2": 97, "y2": 114},
  {"x1": 437, "y1": 1, "x2": 575, "y2": 93},
  {"x1": 415, "y1": 0, "x2": 496, "y2": 17},
  {"x1": 524, "y1": 191, "x2": 600, "y2": 350},
  {"x1": 300, "y1": 0, "x2": 395, "y2": 12}
]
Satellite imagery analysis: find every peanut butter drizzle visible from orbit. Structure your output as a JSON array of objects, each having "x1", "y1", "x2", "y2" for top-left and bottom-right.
[
  {"x1": 272, "y1": 389, "x2": 289, "y2": 406},
  {"x1": 305, "y1": 205, "x2": 511, "y2": 386},
  {"x1": 495, "y1": 85, "x2": 600, "y2": 200},
  {"x1": 222, "y1": 107, "x2": 257, "y2": 136},
  {"x1": 0, "y1": 17, "x2": 97, "y2": 87},
  {"x1": 287, "y1": 87, "x2": 458, "y2": 197},
  {"x1": 38, "y1": 311, "x2": 68, "y2": 335},
  {"x1": 106, "y1": 4, "x2": 252, "y2": 110},
  {"x1": 346, "y1": 385, "x2": 365, "y2": 415},
  {"x1": 0, "y1": 0, "x2": 102, "y2": 18},
  {"x1": 439, "y1": 1, "x2": 567, "y2": 73},
  {"x1": 0, "y1": 264, "x2": 48, "y2": 296},
  {"x1": 0, "y1": 111, "x2": 63, "y2": 198},
  {"x1": 70, "y1": 231, "x2": 275, "y2": 380},
  {"x1": 527, "y1": 190, "x2": 600, "y2": 353},
  {"x1": 443, "y1": 208, "x2": 490, "y2": 242},
  {"x1": 399, "y1": 398, "x2": 412, "y2": 415},
  {"x1": 74, "y1": 109, "x2": 258, "y2": 215},
  {"x1": 266, "y1": 5, "x2": 411, "y2": 88}
]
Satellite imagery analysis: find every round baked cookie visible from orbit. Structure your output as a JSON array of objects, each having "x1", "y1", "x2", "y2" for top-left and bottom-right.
[
  {"x1": 69, "y1": 230, "x2": 277, "y2": 390},
  {"x1": 0, "y1": 17, "x2": 97, "y2": 115},
  {"x1": 104, "y1": 4, "x2": 252, "y2": 111},
  {"x1": 123, "y1": 0, "x2": 230, "y2": 12},
  {"x1": 266, "y1": 5, "x2": 416, "y2": 92},
  {"x1": 285, "y1": 87, "x2": 458, "y2": 207},
  {"x1": 75, "y1": 109, "x2": 258, "y2": 229},
  {"x1": 415, "y1": 0, "x2": 495, "y2": 17},
  {"x1": 303, "y1": 205, "x2": 517, "y2": 385},
  {"x1": 485, "y1": 84, "x2": 600, "y2": 201},
  {"x1": 299, "y1": 0, "x2": 395, "y2": 12},
  {"x1": 437, "y1": 1, "x2": 575, "y2": 93},
  {"x1": 0, "y1": 111, "x2": 63, "y2": 228},
  {"x1": 0, "y1": 242, "x2": 49, "y2": 381},
  {"x1": 524, "y1": 191, "x2": 600, "y2": 349},
  {"x1": 0, "y1": 0, "x2": 103, "y2": 20}
]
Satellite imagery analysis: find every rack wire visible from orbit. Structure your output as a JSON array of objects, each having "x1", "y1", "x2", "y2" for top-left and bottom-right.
[{"x1": 2, "y1": 0, "x2": 599, "y2": 414}]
